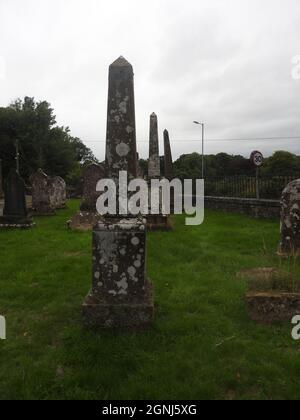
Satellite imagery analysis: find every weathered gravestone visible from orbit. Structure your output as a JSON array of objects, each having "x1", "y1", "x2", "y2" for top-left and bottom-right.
[
  {"x1": 146, "y1": 115, "x2": 172, "y2": 231},
  {"x1": 0, "y1": 169, "x2": 34, "y2": 228},
  {"x1": 80, "y1": 163, "x2": 105, "y2": 211},
  {"x1": 279, "y1": 179, "x2": 300, "y2": 256},
  {"x1": 30, "y1": 169, "x2": 55, "y2": 215},
  {"x1": 82, "y1": 56, "x2": 154, "y2": 330},
  {"x1": 67, "y1": 163, "x2": 105, "y2": 231},
  {"x1": 49, "y1": 176, "x2": 66, "y2": 209}
]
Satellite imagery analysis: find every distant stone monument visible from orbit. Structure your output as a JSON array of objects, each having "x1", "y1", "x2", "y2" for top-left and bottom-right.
[
  {"x1": 146, "y1": 117, "x2": 172, "y2": 231},
  {"x1": 163, "y1": 129, "x2": 174, "y2": 180},
  {"x1": 279, "y1": 179, "x2": 300, "y2": 256},
  {"x1": 30, "y1": 169, "x2": 55, "y2": 215},
  {"x1": 49, "y1": 176, "x2": 66, "y2": 209},
  {"x1": 0, "y1": 169, "x2": 34, "y2": 228},
  {"x1": 82, "y1": 56, "x2": 154, "y2": 330},
  {"x1": 80, "y1": 163, "x2": 105, "y2": 211},
  {"x1": 0, "y1": 159, "x2": 4, "y2": 199},
  {"x1": 148, "y1": 113, "x2": 160, "y2": 179},
  {"x1": 67, "y1": 163, "x2": 105, "y2": 231}
]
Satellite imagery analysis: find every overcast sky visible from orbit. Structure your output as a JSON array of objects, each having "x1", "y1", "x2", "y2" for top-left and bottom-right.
[{"x1": 0, "y1": 0, "x2": 300, "y2": 161}]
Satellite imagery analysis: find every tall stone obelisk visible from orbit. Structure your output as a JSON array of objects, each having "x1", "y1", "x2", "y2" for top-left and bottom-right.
[
  {"x1": 148, "y1": 113, "x2": 160, "y2": 179},
  {"x1": 105, "y1": 56, "x2": 138, "y2": 182},
  {"x1": 163, "y1": 129, "x2": 174, "y2": 180},
  {"x1": 82, "y1": 57, "x2": 154, "y2": 330}
]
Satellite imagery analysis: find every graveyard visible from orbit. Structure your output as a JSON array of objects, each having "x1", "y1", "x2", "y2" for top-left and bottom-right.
[
  {"x1": 0, "y1": 199, "x2": 299, "y2": 399},
  {"x1": 1, "y1": 0, "x2": 300, "y2": 403}
]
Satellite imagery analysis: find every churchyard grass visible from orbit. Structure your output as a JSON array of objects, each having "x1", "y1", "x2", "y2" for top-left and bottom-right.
[{"x1": 0, "y1": 199, "x2": 300, "y2": 400}]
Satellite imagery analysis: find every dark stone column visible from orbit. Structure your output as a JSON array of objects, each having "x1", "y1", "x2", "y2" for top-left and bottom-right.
[
  {"x1": 83, "y1": 57, "x2": 154, "y2": 330},
  {"x1": 0, "y1": 169, "x2": 34, "y2": 228},
  {"x1": 163, "y1": 129, "x2": 174, "y2": 180},
  {"x1": 0, "y1": 159, "x2": 4, "y2": 199},
  {"x1": 148, "y1": 113, "x2": 160, "y2": 179},
  {"x1": 105, "y1": 56, "x2": 137, "y2": 183}
]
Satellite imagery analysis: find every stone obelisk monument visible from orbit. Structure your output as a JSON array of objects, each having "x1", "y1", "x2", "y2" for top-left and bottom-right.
[
  {"x1": 146, "y1": 115, "x2": 172, "y2": 231},
  {"x1": 163, "y1": 129, "x2": 174, "y2": 181},
  {"x1": 82, "y1": 57, "x2": 154, "y2": 330},
  {"x1": 148, "y1": 113, "x2": 160, "y2": 179}
]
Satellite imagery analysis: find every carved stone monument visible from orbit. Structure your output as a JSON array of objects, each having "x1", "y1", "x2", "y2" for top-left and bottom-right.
[
  {"x1": 67, "y1": 163, "x2": 105, "y2": 231},
  {"x1": 279, "y1": 179, "x2": 300, "y2": 256},
  {"x1": 82, "y1": 56, "x2": 154, "y2": 330},
  {"x1": 163, "y1": 129, "x2": 174, "y2": 181},
  {"x1": 0, "y1": 169, "x2": 34, "y2": 228},
  {"x1": 148, "y1": 113, "x2": 160, "y2": 179},
  {"x1": 30, "y1": 169, "x2": 55, "y2": 215},
  {"x1": 146, "y1": 116, "x2": 172, "y2": 231},
  {"x1": 49, "y1": 176, "x2": 66, "y2": 209}
]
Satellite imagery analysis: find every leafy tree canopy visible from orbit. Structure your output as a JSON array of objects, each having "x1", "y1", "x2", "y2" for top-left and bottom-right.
[{"x1": 0, "y1": 97, "x2": 97, "y2": 184}]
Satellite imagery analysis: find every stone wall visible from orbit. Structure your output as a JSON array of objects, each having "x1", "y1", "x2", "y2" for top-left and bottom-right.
[{"x1": 205, "y1": 196, "x2": 280, "y2": 219}]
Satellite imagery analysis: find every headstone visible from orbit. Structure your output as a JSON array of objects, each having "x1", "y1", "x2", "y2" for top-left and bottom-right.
[
  {"x1": 30, "y1": 169, "x2": 55, "y2": 215},
  {"x1": 80, "y1": 163, "x2": 105, "y2": 212},
  {"x1": 163, "y1": 129, "x2": 174, "y2": 180},
  {"x1": 148, "y1": 113, "x2": 160, "y2": 179},
  {"x1": 279, "y1": 179, "x2": 300, "y2": 256},
  {"x1": 82, "y1": 57, "x2": 154, "y2": 330},
  {"x1": 0, "y1": 169, "x2": 34, "y2": 228},
  {"x1": 0, "y1": 159, "x2": 4, "y2": 199},
  {"x1": 49, "y1": 176, "x2": 66, "y2": 209},
  {"x1": 67, "y1": 163, "x2": 105, "y2": 231}
]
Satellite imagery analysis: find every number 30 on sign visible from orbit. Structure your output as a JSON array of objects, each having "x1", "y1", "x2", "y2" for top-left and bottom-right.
[{"x1": 250, "y1": 151, "x2": 264, "y2": 167}]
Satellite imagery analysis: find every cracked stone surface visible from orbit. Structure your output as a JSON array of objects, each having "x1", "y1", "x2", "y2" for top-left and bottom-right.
[{"x1": 279, "y1": 179, "x2": 300, "y2": 255}]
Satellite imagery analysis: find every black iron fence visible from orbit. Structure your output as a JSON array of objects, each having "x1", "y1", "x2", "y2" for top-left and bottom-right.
[{"x1": 205, "y1": 175, "x2": 299, "y2": 200}]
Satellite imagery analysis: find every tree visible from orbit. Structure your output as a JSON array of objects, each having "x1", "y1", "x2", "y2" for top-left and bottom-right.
[
  {"x1": 261, "y1": 151, "x2": 300, "y2": 176},
  {"x1": 0, "y1": 97, "x2": 97, "y2": 182}
]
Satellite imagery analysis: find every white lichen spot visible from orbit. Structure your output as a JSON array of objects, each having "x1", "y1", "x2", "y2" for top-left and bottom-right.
[
  {"x1": 97, "y1": 282, "x2": 103, "y2": 287},
  {"x1": 94, "y1": 272, "x2": 100, "y2": 280},
  {"x1": 108, "y1": 290, "x2": 117, "y2": 296},
  {"x1": 116, "y1": 142, "x2": 130, "y2": 157},
  {"x1": 119, "y1": 101, "x2": 127, "y2": 114},
  {"x1": 134, "y1": 260, "x2": 141, "y2": 268},
  {"x1": 116, "y1": 277, "x2": 128, "y2": 293},
  {"x1": 126, "y1": 126, "x2": 134, "y2": 134},
  {"x1": 113, "y1": 265, "x2": 118, "y2": 273},
  {"x1": 100, "y1": 258, "x2": 105, "y2": 265},
  {"x1": 131, "y1": 237, "x2": 140, "y2": 246},
  {"x1": 128, "y1": 266, "x2": 136, "y2": 277}
]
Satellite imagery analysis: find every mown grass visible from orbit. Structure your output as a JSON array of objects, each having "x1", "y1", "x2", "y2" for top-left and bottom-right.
[{"x1": 0, "y1": 200, "x2": 300, "y2": 400}]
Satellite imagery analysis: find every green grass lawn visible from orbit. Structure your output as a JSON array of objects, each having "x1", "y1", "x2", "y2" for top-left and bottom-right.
[{"x1": 0, "y1": 200, "x2": 300, "y2": 400}]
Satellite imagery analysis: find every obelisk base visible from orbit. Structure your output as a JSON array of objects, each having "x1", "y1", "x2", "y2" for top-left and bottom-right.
[
  {"x1": 67, "y1": 211, "x2": 102, "y2": 232},
  {"x1": 83, "y1": 279, "x2": 154, "y2": 331}
]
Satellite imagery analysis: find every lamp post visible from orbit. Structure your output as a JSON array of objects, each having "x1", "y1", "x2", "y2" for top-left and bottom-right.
[{"x1": 193, "y1": 121, "x2": 204, "y2": 179}]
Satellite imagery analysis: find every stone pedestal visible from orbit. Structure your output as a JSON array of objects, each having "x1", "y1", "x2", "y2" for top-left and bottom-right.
[{"x1": 83, "y1": 217, "x2": 154, "y2": 330}]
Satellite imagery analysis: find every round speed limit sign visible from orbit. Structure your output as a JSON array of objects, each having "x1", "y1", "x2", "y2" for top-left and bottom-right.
[{"x1": 250, "y1": 151, "x2": 264, "y2": 167}]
